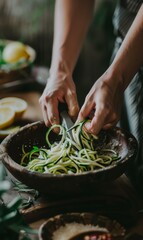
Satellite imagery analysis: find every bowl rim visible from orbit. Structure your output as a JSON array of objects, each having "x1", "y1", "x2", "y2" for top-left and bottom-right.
[
  {"x1": 38, "y1": 212, "x2": 126, "y2": 240},
  {"x1": 0, "y1": 121, "x2": 138, "y2": 179}
]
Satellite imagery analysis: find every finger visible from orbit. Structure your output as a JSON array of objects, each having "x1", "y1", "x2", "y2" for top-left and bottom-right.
[
  {"x1": 85, "y1": 107, "x2": 106, "y2": 135},
  {"x1": 39, "y1": 100, "x2": 50, "y2": 127},
  {"x1": 103, "y1": 123, "x2": 116, "y2": 130},
  {"x1": 77, "y1": 101, "x2": 94, "y2": 122},
  {"x1": 43, "y1": 106, "x2": 50, "y2": 127},
  {"x1": 104, "y1": 111, "x2": 118, "y2": 123},
  {"x1": 46, "y1": 99, "x2": 60, "y2": 132},
  {"x1": 103, "y1": 119, "x2": 119, "y2": 130},
  {"x1": 65, "y1": 92, "x2": 79, "y2": 120},
  {"x1": 102, "y1": 111, "x2": 119, "y2": 130}
]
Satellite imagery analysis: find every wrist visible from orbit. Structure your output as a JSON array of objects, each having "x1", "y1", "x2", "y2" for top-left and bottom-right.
[
  {"x1": 50, "y1": 58, "x2": 73, "y2": 77},
  {"x1": 49, "y1": 59, "x2": 73, "y2": 85},
  {"x1": 102, "y1": 65, "x2": 125, "y2": 94}
]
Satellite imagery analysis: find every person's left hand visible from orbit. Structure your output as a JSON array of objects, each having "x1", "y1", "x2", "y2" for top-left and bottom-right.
[
  {"x1": 77, "y1": 71, "x2": 124, "y2": 135},
  {"x1": 39, "y1": 68, "x2": 79, "y2": 128}
]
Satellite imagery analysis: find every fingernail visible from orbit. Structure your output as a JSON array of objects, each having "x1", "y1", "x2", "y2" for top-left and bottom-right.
[
  {"x1": 53, "y1": 125, "x2": 60, "y2": 134},
  {"x1": 52, "y1": 118, "x2": 60, "y2": 133},
  {"x1": 53, "y1": 129, "x2": 60, "y2": 134},
  {"x1": 84, "y1": 122, "x2": 91, "y2": 131}
]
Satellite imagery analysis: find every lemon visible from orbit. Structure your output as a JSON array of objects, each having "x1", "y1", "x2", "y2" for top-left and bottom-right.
[
  {"x1": 2, "y1": 42, "x2": 29, "y2": 63},
  {"x1": 0, "y1": 125, "x2": 20, "y2": 138},
  {"x1": 0, "y1": 97, "x2": 28, "y2": 120},
  {"x1": 0, "y1": 106, "x2": 15, "y2": 129}
]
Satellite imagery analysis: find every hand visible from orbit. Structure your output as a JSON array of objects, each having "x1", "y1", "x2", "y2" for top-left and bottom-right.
[
  {"x1": 39, "y1": 67, "x2": 79, "y2": 127},
  {"x1": 77, "y1": 70, "x2": 124, "y2": 134}
]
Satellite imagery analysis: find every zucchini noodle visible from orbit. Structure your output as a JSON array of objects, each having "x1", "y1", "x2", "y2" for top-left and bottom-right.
[{"x1": 20, "y1": 121, "x2": 120, "y2": 174}]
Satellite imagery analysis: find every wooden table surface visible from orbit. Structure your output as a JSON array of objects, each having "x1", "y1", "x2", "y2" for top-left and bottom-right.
[{"x1": 1, "y1": 90, "x2": 143, "y2": 240}]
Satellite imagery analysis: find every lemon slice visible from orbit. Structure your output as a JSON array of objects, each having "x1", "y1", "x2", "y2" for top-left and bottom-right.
[
  {"x1": 0, "y1": 97, "x2": 28, "y2": 120},
  {"x1": 0, "y1": 107, "x2": 15, "y2": 129},
  {"x1": 0, "y1": 125, "x2": 20, "y2": 138},
  {"x1": 2, "y1": 42, "x2": 29, "y2": 63}
]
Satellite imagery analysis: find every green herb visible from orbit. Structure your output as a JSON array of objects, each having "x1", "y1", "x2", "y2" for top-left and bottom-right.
[
  {"x1": 12, "y1": 180, "x2": 39, "y2": 209},
  {"x1": 0, "y1": 164, "x2": 38, "y2": 240}
]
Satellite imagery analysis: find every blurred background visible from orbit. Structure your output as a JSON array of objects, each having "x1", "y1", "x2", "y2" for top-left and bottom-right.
[{"x1": 0, "y1": 0, "x2": 117, "y2": 105}]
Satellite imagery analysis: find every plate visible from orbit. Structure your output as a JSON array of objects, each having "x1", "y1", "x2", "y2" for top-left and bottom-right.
[{"x1": 39, "y1": 212, "x2": 126, "y2": 240}]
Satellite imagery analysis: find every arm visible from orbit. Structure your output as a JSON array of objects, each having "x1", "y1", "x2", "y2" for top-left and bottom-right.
[
  {"x1": 112, "y1": 4, "x2": 143, "y2": 89},
  {"x1": 78, "y1": 4, "x2": 143, "y2": 134},
  {"x1": 51, "y1": 0, "x2": 95, "y2": 73},
  {"x1": 39, "y1": 0, "x2": 95, "y2": 127}
]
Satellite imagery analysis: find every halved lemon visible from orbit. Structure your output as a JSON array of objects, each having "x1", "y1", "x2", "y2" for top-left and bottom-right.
[
  {"x1": 2, "y1": 42, "x2": 29, "y2": 63},
  {"x1": 0, "y1": 106, "x2": 15, "y2": 129},
  {"x1": 0, "y1": 97, "x2": 28, "y2": 120}
]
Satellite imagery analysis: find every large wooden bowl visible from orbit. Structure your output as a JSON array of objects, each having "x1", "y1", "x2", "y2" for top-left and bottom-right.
[{"x1": 0, "y1": 121, "x2": 138, "y2": 197}]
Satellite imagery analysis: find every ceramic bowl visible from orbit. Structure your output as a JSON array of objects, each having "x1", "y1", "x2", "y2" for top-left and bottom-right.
[{"x1": 39, "y1": 212, "x2": 126, "y2": 240}]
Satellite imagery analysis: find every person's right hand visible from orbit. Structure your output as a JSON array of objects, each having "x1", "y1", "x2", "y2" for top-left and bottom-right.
[
  {"x1": 77, "y1": 69, "x2": 124, "y2": 135},
  {"x1": 39, "y1": 68, "x2": 79, "y2": 128}
]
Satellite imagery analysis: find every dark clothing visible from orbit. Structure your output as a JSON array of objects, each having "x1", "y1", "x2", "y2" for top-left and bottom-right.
[
  {"x1": 113, "y1": 0, "x2": 143, "y2": 37},
  {"x1": 113, "y1": 0, "x2": 143, "y2": 196}
]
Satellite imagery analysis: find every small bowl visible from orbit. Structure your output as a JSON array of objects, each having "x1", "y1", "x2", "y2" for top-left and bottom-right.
[
  {"x1": 38, "y1": 212, "x2": 126, "y2": 240},
  {"x1": 0, "y1": 121, "x2": 138, "y2": 196},
  {"x1": 0, "y1": 39, "x2": 36, "y2": 84}
]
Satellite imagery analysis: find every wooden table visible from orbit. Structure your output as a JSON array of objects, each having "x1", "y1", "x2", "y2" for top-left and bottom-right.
[{"x1": 1, "y1": 90, "x2": 143, "y2": 239}]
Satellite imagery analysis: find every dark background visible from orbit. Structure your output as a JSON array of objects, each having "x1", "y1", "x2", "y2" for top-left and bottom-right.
[{"x1": 0, "y1": 0, "x2": 117, "y2": 105}]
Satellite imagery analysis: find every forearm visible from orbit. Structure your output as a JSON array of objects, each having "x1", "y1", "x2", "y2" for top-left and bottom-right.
[
  {"x1": 109, "y1": 4, "x2": 143, "y2": 90},
  {"x1": 50, "y1": 0, "x2": 95, "y2": 74}
]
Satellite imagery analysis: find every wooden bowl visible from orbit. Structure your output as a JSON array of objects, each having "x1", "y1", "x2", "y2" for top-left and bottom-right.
[
  {"x1": 39, "y1": 212, "x2": 125, "y2": 240},
  {"x1": 0, "y1": 121, "x2": 138, "y2": 196}
]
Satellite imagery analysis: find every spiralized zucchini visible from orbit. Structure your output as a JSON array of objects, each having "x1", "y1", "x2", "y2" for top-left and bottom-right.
[{"x1": 21, "y1": 121, "x2": 120, "y2": 174}]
